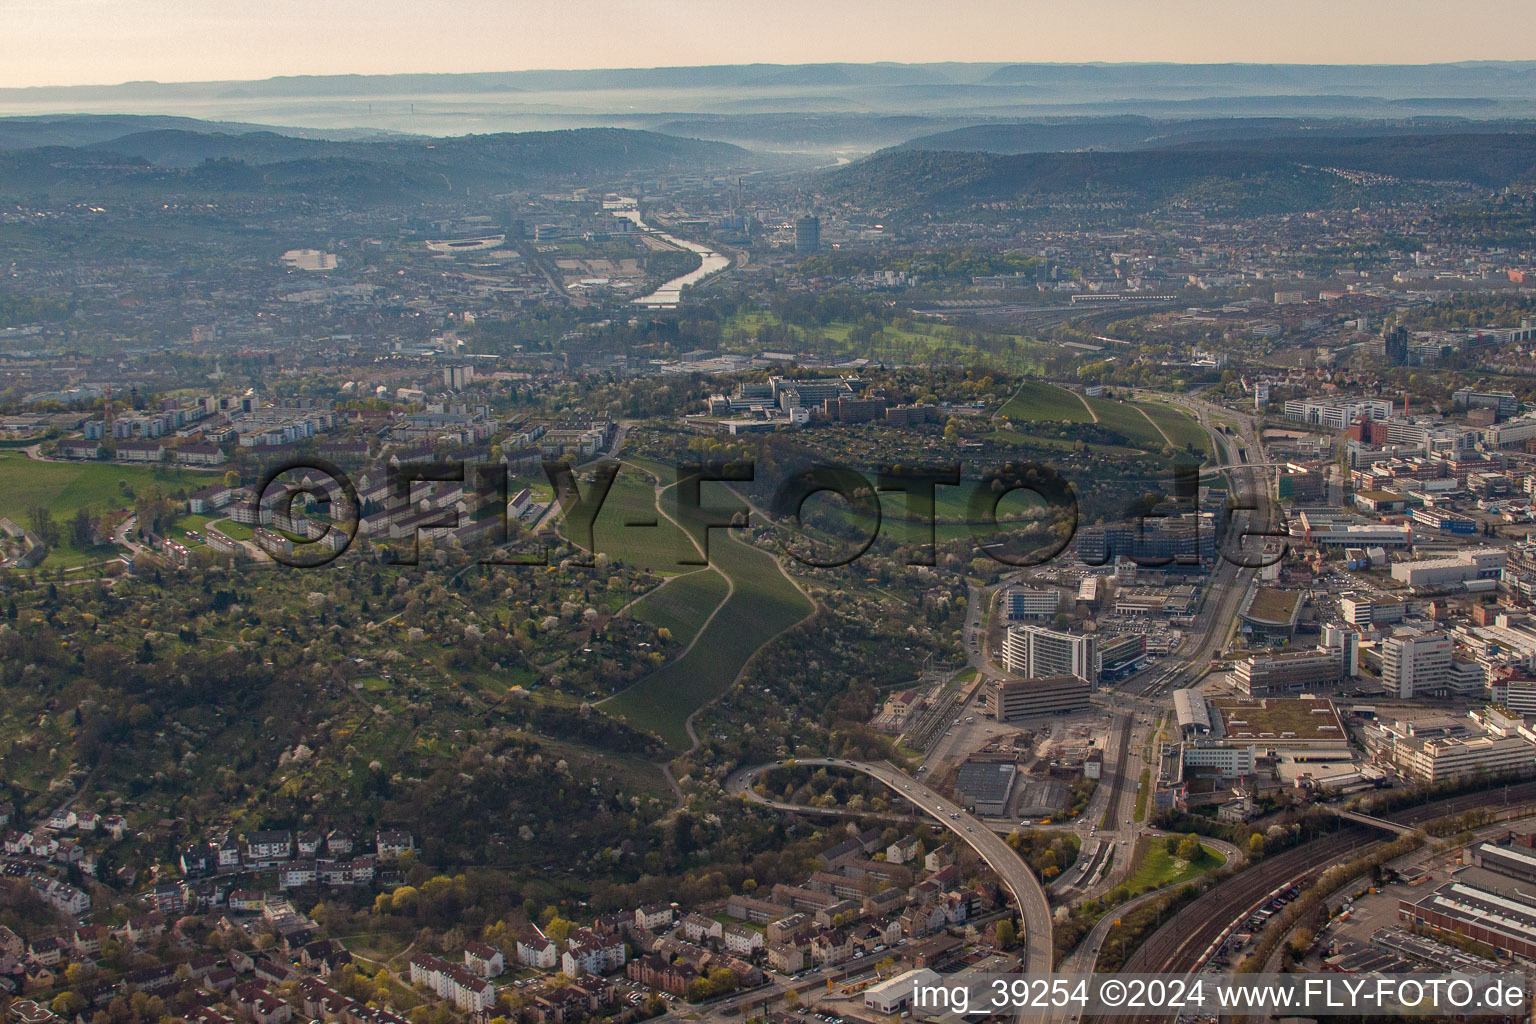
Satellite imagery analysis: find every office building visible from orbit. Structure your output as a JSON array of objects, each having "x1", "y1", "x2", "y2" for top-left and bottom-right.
[
  {"x1": 1004, "y1": 586, "x2": 1060, "y2": 620},
  {"x1": 985, "y1": 674, "x2": 1091, "y2": 721},
  {"x1": 1003, "y1": 625, "x2": 1097, "y2": 684},
  {"x1": 1233, "y1": 647, "x2": 1346, "y2": 697},
  {"x1": 1283, "y1": 397, "x2": 1393, "y2": 429},
  {"x1": 1453, "y1": 388, "x2": 1518, "y2": 420},
  {"x1": 794, "y1": 215, "x2": 820, "y2": 254},
  {"x1": 1099, "y1": 634, "x2": 1147, "y2": 680},
  {"x1": 1381, "y1": 632, "x2": 1453, "y2": 698}
]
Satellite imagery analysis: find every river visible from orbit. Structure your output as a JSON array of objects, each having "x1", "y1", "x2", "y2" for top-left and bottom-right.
[{"x1": 609, "y1": 200, "x2": 731, "y2": 308}]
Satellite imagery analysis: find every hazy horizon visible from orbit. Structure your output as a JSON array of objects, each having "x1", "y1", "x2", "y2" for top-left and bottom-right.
[
  {"x1": 8, "y1": 57, "x2": 1536, "y2": 94},
  {"x1": 4, "y1": 0, "x2": 1536, "y2": 90}
]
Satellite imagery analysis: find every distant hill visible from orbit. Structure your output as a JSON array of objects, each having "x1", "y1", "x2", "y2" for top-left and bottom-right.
[
  {"x1": 0, "y1": 113, "x2": 413, "y2": 150},
  {"x1": 3, "y1": 64, "x2": 1535, "y2": 145},
  {"x1": 979, "y1": 61, "x2": 1536, "y2": 96},
  {"x1": 891, "y1": 116, "x2": 1536, "y2": 154},
  {"x1": 84, "y1": 126, "x2": 747, "y2": 171},
  {"x1": 0, "y1": 127, "x2": 752, "y2": 199},
  {"x1": 3, "y1": 60, "x2": 1534, "y2": 110},
  {"x1": 651, "y1": 114, "x2": 986, "y2": 153},
  {"x1": 826, "y1": 132, "x2": 1536, "y2": 215}
]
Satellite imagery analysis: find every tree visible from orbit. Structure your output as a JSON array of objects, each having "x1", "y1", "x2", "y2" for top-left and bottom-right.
[
  {"x1": 52, "y1": 993, "x2": 86, "y2": 1016},
  {"x1": 1247, "y1": 833, "x2": 1266, "y2": 858},
  {"x1": 995, "y1": 918, "x2": 1017, "y2": 949},
  {"x1": 1176, "y1": 837, "x2": 1201, "y2": 861},
  {"x1": 72, "y1": 507, "x2": 94, "y2": 548},
  {"x1": 27, "y1": 504, "x2": 58, "y2": 546}
]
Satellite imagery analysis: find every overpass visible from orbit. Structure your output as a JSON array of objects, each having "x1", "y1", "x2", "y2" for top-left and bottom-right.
[
  {"x1": 1332, "y1": 808, "x2": 1420, "y2": 836},
  {"x1": 726, "y1": 757, "x2": 1054, "y2": 979}
]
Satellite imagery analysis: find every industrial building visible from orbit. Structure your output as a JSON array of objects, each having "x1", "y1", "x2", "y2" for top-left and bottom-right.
[
  {"x1": 1368, "y1": 708, "x2": 1535, "y2": 784},
  {"x1": 1472, "y1": 833, "x2": 1536, "y2": 883},
  {"x1": 1172, "y1": 691, "x2": 1350, "y2": 762},
  {"x1": 1401, "y1": 879, "x2": 1536, "y2": 960},
  {"x1": 953, "y1": 761, "x2": 1018, "y2": 816},
  {"x1": 1289, "y1": 509, "x2": 1411, "y2": 548},
  {"x1": 864, "y1": 969, "x2": 941, "y2": 1014},
  {"x1": 1390, "y1": 548, "x2": 1506, "y2": 587}
]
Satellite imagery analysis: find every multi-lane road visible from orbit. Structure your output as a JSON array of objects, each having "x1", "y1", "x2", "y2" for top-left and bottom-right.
[{"x1": 726, "y1": 757, "x2": 1054, "y2": 978}]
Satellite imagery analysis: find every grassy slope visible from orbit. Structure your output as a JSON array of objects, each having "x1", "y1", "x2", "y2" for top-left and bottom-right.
[
  {"x1": 1123, "y1": 839, "x2": 1225, "y2": 893},
  {"x1": 628, "y1": 569, "x2": 730, "y2": 647},
  {"x1": 0, "y1": 454, "x2": 209, "y2": 565},
  {"x1": 600, "y1": 460, "x2": 813, "y2": 749},
  {"x1": 999, "y1": 382, "x2": 1206, "y2": 457},
  {"x1": 999, "y1": 381, "x2": 1097, "y2": 422},
  {"x1": 1140, "y1": 402, "x2": 1211, "y2": 456},
  {"x1": 583, "y1": 464, "x2": 697, "y2": 574}
]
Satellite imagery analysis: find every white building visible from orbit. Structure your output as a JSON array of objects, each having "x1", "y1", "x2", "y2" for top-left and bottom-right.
[
  {"x1": 516, "y1": 935, "x2": 559, "y2": 969},
  {"x1": 1382, "y1": 632, "x2": 1453, "y2": 698},
  {"x1": 1390, "y1": 548, "x2": 1506, "y2": 588},
  {"x1": 1002, "y1": 625, "x2": 1097, "y2": 685},
  {"x1": 865, "y1": 969, "x2": 942, "y2": 1015},
  {"x1": 562, "y1": 930, "x2": 626, "y2": 976},
  {"x1": 1003, "y1": 586, "x2": 1060, "y2": 620}
]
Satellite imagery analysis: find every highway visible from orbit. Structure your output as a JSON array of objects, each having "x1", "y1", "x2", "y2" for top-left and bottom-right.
[
  {"x1": 1121, "y1": 389, "x2": 1269, "y2": 700},
  {"x1": 726, "y1": 757, "x2": 1054, "y2": 979}
]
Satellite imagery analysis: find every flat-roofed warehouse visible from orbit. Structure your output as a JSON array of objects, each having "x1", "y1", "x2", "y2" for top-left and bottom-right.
[
  {"x1": 1400, "y1": 878, "x2": 1536, "y2": 959},
  {"x1": 1015, "y1": 778, "x2": 1069, "y2": 817},
  {"x1": 1472, "y1": 833, "x2": 1536, "y2": 883},
  {"x1": 953, "y1": 761, "x2": 1017, "y2": 816},
  {"x1": 864, "y1": 968, "x2": 942, "y2": 1014},
  {"x1": 1209, "y1": 695, "x2": 1350, "y2": 753}
]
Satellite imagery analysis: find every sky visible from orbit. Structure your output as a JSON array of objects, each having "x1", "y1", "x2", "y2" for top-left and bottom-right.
[{"x1": 2, "y1": 0, "x2": 1535, "y2": 89}]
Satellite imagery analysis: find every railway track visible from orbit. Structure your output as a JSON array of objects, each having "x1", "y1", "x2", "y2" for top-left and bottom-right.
[
  {"x1": 1097, "y1": 780, "x2": 1536, "y2": 1023},
  {"x1": 1097, "y1": 712, "x2": 1132, "y2": 829}
]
